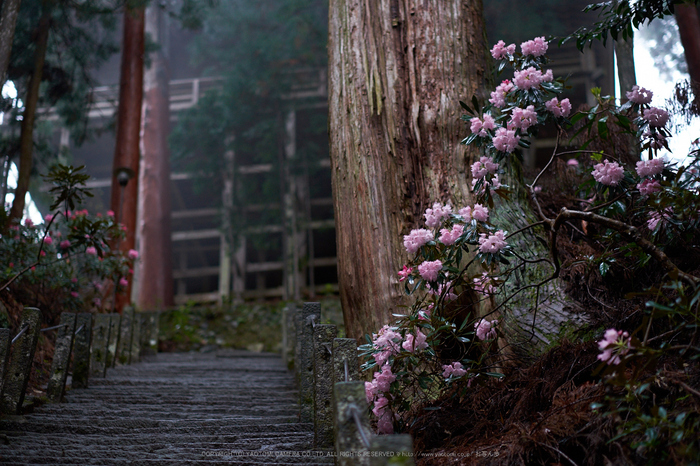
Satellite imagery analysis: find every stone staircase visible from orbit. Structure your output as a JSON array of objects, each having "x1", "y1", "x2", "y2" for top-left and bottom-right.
[{"x1": 0, "y1": 350, "x2": 334, "y2": 465}]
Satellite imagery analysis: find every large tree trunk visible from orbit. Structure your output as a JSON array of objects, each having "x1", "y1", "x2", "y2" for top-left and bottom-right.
[
  {"x1": 136, "y1": 4, "x2": 173, "y2": 310},
  {"x1": 109, "y1": 6, "x2": 144, "y2": 311},
  {"x1": 8, "y1": 2, "x2": 50, "y2": 224},
  {"x1": 328, "y1": 0, "x2": 489, "y2": 340},
  {"x1": 675, "y1": 4, "x2": 700, "y2": 109},
  {"x1": 0, "y1": 0, "x2": 22, "y2": 87}
]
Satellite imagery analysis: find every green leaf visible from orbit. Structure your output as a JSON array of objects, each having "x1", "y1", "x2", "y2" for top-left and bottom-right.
[
  {"x1": 484, "y1": 372, "x2": 505, "y2": 379},
  {"x1": 459, "y1": 100, "x2": 474, "y2": 115},
  {"x1": 599, "y1": 262, "x2": 610, "y2": 277}
]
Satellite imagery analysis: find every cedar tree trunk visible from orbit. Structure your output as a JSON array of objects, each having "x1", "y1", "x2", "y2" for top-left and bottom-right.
[
  {"x1": 328, "y1": 0, "x2": 489, "y2": 339},
  {"x1": 675, "y1": 4, "x2": 700, "y2": 109},
  {"x1": 110, "y1": 6, "x2": 144, "y2": 311},
  {"x1": 137, "y1": 4, "x2": 173, "y2": 310},
  {"x1": 0, "y1": 0, "x2": 22, "y2": 87}
]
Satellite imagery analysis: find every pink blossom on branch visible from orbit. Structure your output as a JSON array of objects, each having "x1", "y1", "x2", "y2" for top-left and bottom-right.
[
  {"x1": 128, "y1": 249, "x2": 139, "y2": 259},
  {"x1": 471, "y1": 156, "x2": 499, "y2": 179},
  {"x1": 475, "y1": 319, "x2": 498, "y2": 340},
  {"x1": 489, "y1": 80, "x2": 513, "y2": 107},
  {"x1": 439, "y1": 224, "x2": 464, "y2": 245},
  {"x1": 418, "y1": 260, "x2": 443, "y2": 282},
  {"x1": 626, "y1": 85, "x2": 653, "y2": 104},
  {"x1": 403, "y1": 229, "x2": 434, "y2": 254},
  {"x1": 442, "y1": 362, "x2": 467, "y2": 378},
  {"x1": 643, "y1": 107, "x2": 670, "y2": 127},
  {"x1": 86, "y1": 246, "x2": 98, "y2": 255},
  {"x1": 637, "y1": 179, "x2": 661, "y2": 195},
  {"x1": 60, "y1": 240, "x2": 71, "y2": 249},
  {"x1": 566, "y1": 158, "x2": 579, "y2": 166},
  {"x1": 458, "y1": 206, "x2": 472, "y2": 221},
  {"x1": 424, "y1": 202, "x2": 452, "y2": 228},
  {"x1": 398, "y1": 265, "x2": 413, "y2": 282},
  {"x1": 545, "y1": 97, "x2": 572, "y2": 118},
  {"x1": 472, "y1": 204, "x2": 489, "y2": 222},
  {"x1": 597, "y1": 328, "x2": 632, "y2": 365},
  {"x1": 647, "y1": 208, "x2": 673, "y2": 231},
  {"x1": 509, "y1": 105, "x2": 538, "y2": 131},
  {"x1": 636, "y1": 158, "x2": 664, "y2": 177},
  {"x1": 592, "y1": 160, "x2": 624, "y2": 186},
  {"x1": 478, "y1": 230, "x2": 507, "y2": 254},
  {"x1": 119, "y1": 277, "x2": 129, "y2": 287},
  {"x1": 492, "y1": 127, "x2": 520, "y2": 153},
  {"x1": 402, "y1": 329, "x2": 428, "y2": 353},
  {"x1": 520, "y1": 36, "x2": 548, "y2": 56},
  {"x1": 490, "y1": 40, "x2": 516, "y2": 59},
  {"x1": 513, "y1": 67, "x2": 552, "y2": 90},
  {"x1": 470, "y1": 114, "x2": 496, "y2": 137}
]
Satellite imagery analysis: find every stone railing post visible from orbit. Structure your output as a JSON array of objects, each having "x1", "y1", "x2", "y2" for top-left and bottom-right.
[
  {"x1": 72, "y1": 312, "x2": 93, "y2": 389},
  {"x1": 282, "y1": 305, "x2": 296, "y2": 370},
  {"x1": 130, "y1": 310, "x2": 142, "y2": 364},
  {"x1": 47, "y1": 313, "x2": 77, "y2": 402},
  {"x1": 313, "y1": 323, "x2": 337, "y2": 449},
  {"x1": 107, "y1": 313, "x2": 121, "y2": 368},
  {"x1": 0, "y1": 329, "x2": 10, "y2": 395},
  {"x1": 298, "y1": 302, "x2": 319, "y2": 423},
  {"x1": 333, "y1": 381, "x2": 370, "y2": 466},
  {"x1": 332, "y1": 338, "x2": 359, "y2": 384},
  {"x1": 0, "y1": 307, "x2": 41, "y2": 414},
  {"x1": 145, "y1": 311, "x2": 158, "y2": 355},
  {"x1": 90, "y1": 314, "x2": 111, "y2": 378},
  {"x1": 116, "y1": 307, "x2": 134, "y2": 365},
  {"x1": 369, "y1": 435, "x2": 415, "y2": 466}
]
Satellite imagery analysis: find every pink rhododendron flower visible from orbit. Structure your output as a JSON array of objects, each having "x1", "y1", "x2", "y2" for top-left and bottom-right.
[
  {"x1": 40, "y1": 250, "x2": 46, "y2": 257},
  {"x1": 71, "y1": 277, "x2": 78, "y2": 283},
  {"x1": 471, "y1": 156, "x2": 499, "y2": 179},
  {"x1": 478, "y1": 230, "x2": 507, "y2": 254},
  {"x1": 403, "y1": 229, "x2": 434, "y2": 254},
  {"x1": 643, "y1": 107, "x2": 670, "y2": 127},
  {"x1": 492, "y1": 127, "x2": 520, "y2": 153},
  {"x1": 566, "y1": 158, "x2": 579, "y2": 166},
  {"x1": 373, "y1": 396, "x2": 394, "y2": 435},
  {"x1": 119, "y1": 277, "x2": 129, "y2": 287},
  {"x1": 636, "y1": 158, "x2": 664, "y2": 177},
  {"x1": 597, "y1": 328, "x2": 632, "y2": 365},
  {"x1": 44, "y1": 214, "x2": 53, "y2": 223},
  {"x1": 473, "y1": 272, "x2": 497, "y2": 295},
  {"x1": 427, "y1": 281, "x2": 458, "y2": 301},
  {"x1": 592, "y1": 160, "x2": 624, "y2": 186},
  {"x1": 43, "y1": 235, "x2": 53, "y2": 245},
  {"x1": 472, "y1": 203, "x2": 489, "y2": 222},
  {"x1": 442, "y1": 362, "x2": 467, "y2": 378},
  {"x1": 510, "y1": 105, "x2": 538, "y2": 131},
  {"x1": 128, "y1": 249, "x2": 139, "y2": 259},
  {"x1": 373, "y1": 326, "x2": 402, "y2": 366},
  {"x1": 70, "y1": 291, "x2": 79, "y2": 298},
  {"x1": 490, "y1": 40, "x2": 516, "y2": 59},
  {"x1": 398, "y1": 265, "x2": 413, "y2": 282},
  {"x1": 402, "y1": 329, "x2": 428, "y2": 353},
  {"x1": 86, "y1": 246, "x2": 97, "y2": 255},
  {"x1": 470, "y1": 114, "x2": 496, "y2": 137},
  {"x1": 107, "y1": 210, "x2": 115, "y2": 217},
  {"x1": 520, "y1": 36, "x2": 548, "y2": 56},
  {"x1": 418, "y1": 307, "x2": 432, "y2": 321},
  {"x1": 475, "y1": 319, "x2": 498, "y2": 340},
  {"x1": 374, "y1": 364, "x2": 396, "y2": 392},
  {"x1": 424, "y1": 202, "x2": 452, "y2": 228},
  {"x1": 418, "y1": 259, "x2": 442, "y2": 282},
  {"x1": 489, "y1": 80, "x2": 513, "y2": 107},
  {"x1": 365, "y1": 379, "x2": 379, "y2": 403},
  {"x1": 626, "y1": 85, "x2": 653, "y2": 104},
  {"x1": 458, "y1": 206, "x2": 472, "y2": 221},
  {"x1": 513, "y1": 67, "x2": 551, "y2": 90},
  {"x1": 60, "y1": 240, "x2": 70, "y2": 249},
  {"x1": 545, "y1": 97, "x2": 572, "y2": 118},
  {"x1": 647, "y1": 208, "x2": 673, "y2": 231},
  {"x1": 637, "y1": 179, "x2": 661, "y2": 195},
  {"x1": 439, "y1": 224, "x2": 464, "y2": 245}
]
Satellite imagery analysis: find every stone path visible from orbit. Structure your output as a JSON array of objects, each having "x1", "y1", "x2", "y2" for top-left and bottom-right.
[{"x1": 0, "y1": 351, "x2": 334, "y2": 465}]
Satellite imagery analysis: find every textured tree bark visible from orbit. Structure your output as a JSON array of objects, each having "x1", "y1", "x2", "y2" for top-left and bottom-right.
[
  {"x1": 328, "y1": 0, "x2": 489, "y2": 339},
  {"x1": 110, "y1": 6, "x2": 144, "y2": 311},
  {"x1": 675, "y1": 4, "x2": 700, "y2": 108},
  {"x1": 0, "y1": 0, "x2": 22, "y2": 87},
  {"x1": 615, "y1": 37, "x2": 636, "y2": 99},
  {"x1": 8, "y1": 3, "x2": 50, "y2": 224},
  {"x1": 137, "y1": 4, "x2": 173, "y2": 310}
]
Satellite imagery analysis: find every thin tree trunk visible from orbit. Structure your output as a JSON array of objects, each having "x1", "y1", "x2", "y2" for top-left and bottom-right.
[
  {"x1": 675, "y1": 4, "x2": 700, "y2": 109},
  {"x1": 8, "y1": 2, "x2": 50, "y2": 224},
  {"x1": 110, "y1": 5, "x2": 144, "y2": 311},
  {"x1": 137, "y1": 4, "x2": 173, "y2": 310},
  {"x1": 328, "y1": 0, "x2": 489, "y2": 339},
  {"x1": 615, "y1": 36, "x2": 636, "y2": 99},
  {"x1": 0, "y1": 0, "x2": 22, "y2": 87}
]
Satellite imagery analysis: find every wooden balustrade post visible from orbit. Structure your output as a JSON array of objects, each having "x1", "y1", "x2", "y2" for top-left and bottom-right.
[{"x1": 313, "y1": 324, "x2": 337, "y2": 449}]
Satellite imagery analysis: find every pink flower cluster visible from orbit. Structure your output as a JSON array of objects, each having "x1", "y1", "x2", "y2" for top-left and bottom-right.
[
  {"x1": 545, "y1": 97, "x2": 572, "y2": 118},
  {"x1": 473, "y1": 272, "x2": 497, "y2": 295},
  {"x1": 402, "y1": 329, "x2": 428, "y2": 352},
  {"x1": 424, "y1": 202, "x2": 452, "y2": 228},
  {"x1": 637, "y1": 179, "x2": 661, "y2": 196},
  {"x1": 493, "y1": 127, "x2": 520, "y2": 153},
  {"x1": 592, "y1": 160, "x2": 624, "y2": 186},
  {"x1": 418, "y1": 259, "x2": 442, "y2": 282},
  {"x1": 439, "y1": 224, "x2": 464, "y2": 245},
  {"x1": 513, "y1": 67, "x2": 552, "y2": 90},
  {"x1": 471, "y1": 156, "x2": 499, "y2": 179},
  {"x1": 475, "y1": 319, "x2": 498, "y2": 340},
  {"x1": 510, "y1": 105, "x2": 537, "y2": 131},
  {"x1": 442, "y1": 361, "x2": 467, "y2": 379},
  {"x1": 427, "y1": 281, "x2": 458, "y2": 302},
  {"x1": 491, "y1": 40, "x2": 516, "y2": 59},
  {"x1": 626, "y1": 85, "x2": 653, "y2": 105},
  {"x1": 636, "y1": 158, "x2": 664, "y2": 177},
  {"x1": 470, "y1": 114, "x2": 496, "y2": 137},
  {"x1": 489, "y1": 80, "x2": 513, "y2": 108},
  {"x1": 478, "y1": 230, "x2": 507, "y2": 254},
  {"x1": 597, "y1": 329, "x2": 632, "y2": 365},
  {"x1": 373, "y1": 396, "x2": 394, "y2": 434},
  {"x1": 459, "y1": 204, "x2": 489, "y2": 222},
  {"x1": 373, "y1": 325, "x2": 402, "y2": 366},
  {"x1": 128, "y1": 249, "x2": 139, "y2": 259},
  {"x1": 365, "y1": 364, "x2": 397, "y2": 434},
  {"x1": 86, "y1": 246, "x2": 98, "y2": 255},
  {"x1": 398, "y1": 265, "x2": 413, "y2": 282},
  {"x1": 403, "y1": 228, "x2": 434, "y2": 254},
  {"x1": 643, "y1": 107, "x2": 670, "y2": 127},
  {"x1": 521, "y1": 36, "x2": 548, "y2": 56},
  {"x1": 119, "y1": 277, "x2": 129, "y2": 287},
  {"x1": 647, "y1": 208, "x2": 673, "y2": 231}
]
